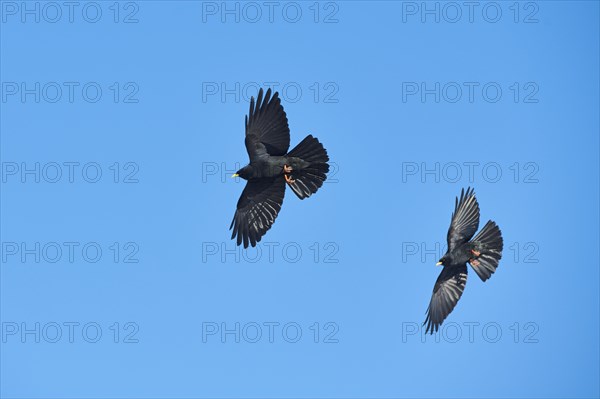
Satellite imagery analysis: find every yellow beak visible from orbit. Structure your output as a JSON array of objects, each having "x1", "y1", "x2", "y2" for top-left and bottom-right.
[
  {"x1": 436, "y1": 262, "x2": 443, "y2": 266},
  {"x1": 231, "y1": 173, "x2": 239, "y2": 178}
]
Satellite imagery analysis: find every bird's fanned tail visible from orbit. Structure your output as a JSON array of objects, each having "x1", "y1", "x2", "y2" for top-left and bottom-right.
[
  {"x1": 469, "y1": 220, "x2": 503, "y2": 281},
  {"x1": 286, "y1": 135, "x2": 330, "y2": 199}
]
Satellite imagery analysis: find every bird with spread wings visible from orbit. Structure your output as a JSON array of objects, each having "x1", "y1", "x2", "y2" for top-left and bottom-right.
[
  {"x1": 229, "y1": 88, "x2": 330, "y2": 248},
  {"x1": 424, "y1": 187, "x2": 504, "y2": 334}
]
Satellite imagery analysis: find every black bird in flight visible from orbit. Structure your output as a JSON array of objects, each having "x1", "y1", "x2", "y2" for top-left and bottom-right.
[
  {"x1": 424, "y1": 187, "x2": 503, "y2": 334},
  {"x1": 230, "y1": 88, "x2": 330, "y2": 248}
]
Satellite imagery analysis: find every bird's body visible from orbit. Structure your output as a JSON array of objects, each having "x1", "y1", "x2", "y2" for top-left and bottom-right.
[
  {"x1": 444, "y1": 243, "x2": 475, "y2": 265},
  {"x1": 236, "y1": 154, "x2": 309, "y2": 180},
  {"x1": 230, "y1": 88, "x2": 330, "y2": 248},
  {"x1": 424, "y1": 187, "x2": 503, "y2": 334},
  {"x1": 444, "y1": 241, "x2": 488, "y2": 265}
]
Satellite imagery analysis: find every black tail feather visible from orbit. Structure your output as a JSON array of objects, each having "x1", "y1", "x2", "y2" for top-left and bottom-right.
[
  {"x1": 470, "y1": 220, "x2": 503, "y2": 282},
  {"x1": 286, "y1": 135, "x2": 329, "y2": 199}
]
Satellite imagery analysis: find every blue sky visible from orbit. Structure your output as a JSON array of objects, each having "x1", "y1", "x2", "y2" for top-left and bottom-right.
[{"x1": 1, "y1": 1, "x2": 599, "y2": 398}]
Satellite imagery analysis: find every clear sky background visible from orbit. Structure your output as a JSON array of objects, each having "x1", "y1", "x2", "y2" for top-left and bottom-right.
[{"x1": 1, "y1": 1, "x2": 599, "y2": 398}]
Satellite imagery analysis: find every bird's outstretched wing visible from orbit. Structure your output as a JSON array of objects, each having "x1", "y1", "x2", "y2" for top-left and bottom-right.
[
  {"x1": 446, "y1": 187, "x2": 480, "y2": 252},
  {"x1": 424, "y1": 264, "x2": 468, "y2": 334},
  {"x1": 245, "y1": 88, "x2": 290, "y2": 160},
  {"x1": 230, "y1": 176, "x2": 286, "y2": 248}
]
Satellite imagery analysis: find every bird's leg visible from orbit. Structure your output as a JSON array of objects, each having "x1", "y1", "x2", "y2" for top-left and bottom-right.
[
  {"x1": 469, "y1": 249, "x2": 481, "y2": 266},
  {"x1": 283, "y1": 164, "x2": 295, "y2": 183}
]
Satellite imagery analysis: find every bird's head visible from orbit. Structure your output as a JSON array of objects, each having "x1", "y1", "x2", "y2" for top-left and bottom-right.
[
  {"x1": 436, "y1": 256, "x2": 448, "y2": 266},
  {"x1": 232, "y1": 165, "x2": 253, "y2": 180}
]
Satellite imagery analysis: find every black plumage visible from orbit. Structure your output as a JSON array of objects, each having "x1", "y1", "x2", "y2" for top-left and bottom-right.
[
  {"x1": 424, "y1": 187, "x2": 504, "y2": 334},
  {"x1": 230, "y1": 88, "x2": 330, "y2": 248}
]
